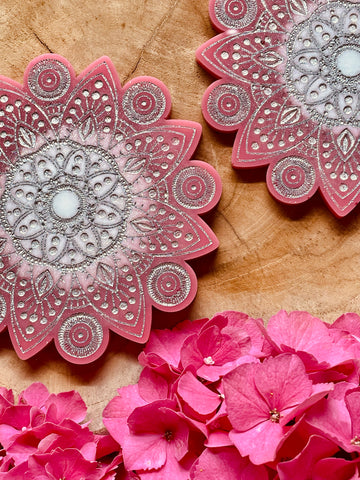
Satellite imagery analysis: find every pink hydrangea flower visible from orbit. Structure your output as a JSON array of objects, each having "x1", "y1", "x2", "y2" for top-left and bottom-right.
[
  {"x1": 267, "y1": 311, "x2": 355, "y2": 369},
  {"x1": 0, "y1": 383, "x2": 87, "y2": 457},
  {"x1": 4, "y1": 419, "x2": 97, "y2": 466},
  {"x1": 121, "y1": 400, "x2": 201, "y2": 480},
  {"x1": 180, "y1": 313, "x2": 261, "y2": 382},
  {"x1": 103, "y1": 384, "x2": 148, "y2": 446},
  {"x1": 176, "y1": 370, "x2": 221, "y2": 419},
  {"x1": 19, "y1": 382, "x2": 87, "y2": 424},
  {"x1": 305, "y1": 382, "x2": 360, "y2": 454},
  {"x1": 0, "y1": 382, "x2": 120, "y2": 478},
  {"x1": 139, "y1": 318, "x2": 209, "y2": 372},
  {"x1": 310, "y1": 457, "x2": 360, "y2": 480},
  {"x1": 0, "y1": 309, "x2": 353, "y2": 478},
  {"x1": 223, "y1": 353, "x2": 332, "y2": 464},
  {"x1": 19, "y1": 448, "x2": 108, "y2": 480}
]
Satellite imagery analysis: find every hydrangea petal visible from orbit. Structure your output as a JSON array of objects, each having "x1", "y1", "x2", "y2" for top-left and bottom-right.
[
  {"x1": 103, "y1": 384, "x2": 147, "y2": 445},
  {"x1": 313, "y1": 457, "x2": 360, "y2": 480},
  {"x1": 267, "y1": 310, "x2": 349, "y2": 367},
  {"x1": 139, "y1": 318, "x2": 208, "y2": 370},
  {"x1": 305, "y1": 382, "x2": 356, "y2": 452},
  {"x1": 26, "y1": 449, "x2": 103, "y2": 480},
  {"x1": 223, "y1": 362, "x2": 270, "y2": 431},
  {"x1": 177, "y1": 371, "x2": 221, "y2": 416},
  {"x1": 254, "y1": 354, "x2": 312, "y2": 412},
  {"x1": 190, "y1": 447, "x2": 269, "y2": 480},
  {"x1": 19, "y1": 383, "x2": 49, "y2": 409},
  {"x1": 44, "y1": 391, "x2": 87, "y2": 424},
  {"x1": 229, "y1": 419, "x2": 286, "y2": 465},
  {"x1": 277, "y1": 434, "x2": 338, "y2": 480}
]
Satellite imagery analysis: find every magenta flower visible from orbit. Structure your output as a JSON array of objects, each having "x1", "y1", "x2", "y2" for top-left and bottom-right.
[
  {"x1": 121, "y1": 400, "x2": 200, "y2": 479},
  {"x1": 310, "y1": 457, "x2": 360, "y2": 480},
  {"x1": 223, "y1": 353, "x2": 332, "y2": 464},
  {"x1": 0, "y1": 54, "x2": 221, "y2": 363},
  {"x1": 4, "y1": 419, "x2": 97, "y2": 465},
  {"x1": 180, "y1": 312, "x2": 261, "y2": 381},
  {"x1": 139, "y1": 317, "x2": 209, "y2": 372},
  {"x1": 267, "y1": 311, "x2": 356, "y2": 373},
  {"x1": 0, "y1": 382, "x2": 120, "y2": 478},
  {"x1": 0, "y1": 383, "x2": 87, "y2": 457},
  {"x1": 19, "y1": 382, "x2": 87, "y2": 424},
  {"x1": 103, "y1": 384, "x2": 148, "y2": 446},
  {"x1": 331, "y1": 312, "x2": 360, "y2": 339},
  {"x1": 305, "y1": 382, "x2": 360, "y2": 454},
  {"x1": 205, "y1": 385, "x2": 233, "y2": 448},
  {"x1": 21, "y1": 448, "x2": 107, "y2": 480}
]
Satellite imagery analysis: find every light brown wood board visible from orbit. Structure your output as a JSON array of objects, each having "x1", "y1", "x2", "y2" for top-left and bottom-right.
[{"x1": 0, "y1": 0, "x2": 359, "y2": 430}]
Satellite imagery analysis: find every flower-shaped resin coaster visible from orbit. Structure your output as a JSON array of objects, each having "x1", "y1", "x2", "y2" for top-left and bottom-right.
[
  {"x1": 0, "y1": 54, "x2": 221, "y2": 363},
  {"x1": 197, "y1": 0, "x2": 360, "y2": 217}
]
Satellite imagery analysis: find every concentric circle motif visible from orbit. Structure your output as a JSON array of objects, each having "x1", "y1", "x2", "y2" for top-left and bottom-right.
[
  {"x1": 147, "y1": 263, "x2": 191, "y2": 307},
  {"x1": 122, "y1": 82, "x2": 166, "y2": 125},
  {"x1": 173, "y1": 166, "x2": 216, "y2": 209},
  {"x1": 58, "y1": 314, "x2": 103, "y2": 359},
  {"x1": 207, "y1": 83, "x2": 250, "y2": 127},
  {"x1": 271, "y1": 157, "x2": 317, "y2": 199},
  {"x1": 27, "y1": 59, "x2": 71, "y2": 101},
  {"x1": 286, "y1": 2, "x2": 360, "y2": 127},
  {"x1": 213, "y1": 0, "x2": 257, "y2": 29},
  {"x1": 1, "y1": 140, "x2": 132, "y2": 272}
]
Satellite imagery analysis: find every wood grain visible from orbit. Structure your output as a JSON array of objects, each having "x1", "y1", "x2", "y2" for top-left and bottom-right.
[{"x1": 0, "y1": 0, "x2": 359, "y2": 430}]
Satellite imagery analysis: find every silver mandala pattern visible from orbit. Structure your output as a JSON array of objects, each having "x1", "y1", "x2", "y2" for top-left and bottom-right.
[
  {"x1": 198, "y1": 0, "x2": 360, "y2": 216},
  {"x1": 2, "y1": 141, "x2": 131, "y2": 271},
  {"x1": 0, "y1": 54, "x2": 221, "y2": 363},
  {"x1": 286, "y1": 2, "x2": 360, "y2": 127}
]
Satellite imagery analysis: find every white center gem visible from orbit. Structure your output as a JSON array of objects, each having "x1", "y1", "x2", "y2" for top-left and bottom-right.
[
  {"x1": 336, "y1": 48, "x2": 360, "y2": 77},
  {"x1": 52, "y1": 189, "x2": 80, "y2": 219}
]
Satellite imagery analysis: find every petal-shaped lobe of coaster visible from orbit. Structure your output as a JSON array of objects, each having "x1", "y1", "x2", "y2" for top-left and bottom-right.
[
  {"x1": 0, "y1": 54, "x2": 221, "y2": 363},
  {"x1": 202, "y1": 80, "x2": 251, "y2": 131},
  {"x1": 267, "y1": 156, "x2": 319, "y2": 204},
  {"x1": 197, "y1": 0, "x2": 360, "y2": 216}
]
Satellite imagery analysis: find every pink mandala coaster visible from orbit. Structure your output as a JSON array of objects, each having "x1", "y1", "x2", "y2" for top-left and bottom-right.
[
  {"x1": 0, "y1": 54, "x2": 221, "y2": 363},
  {"x1": 197, "y1": 0, "x2": 360, "y2": 217}
]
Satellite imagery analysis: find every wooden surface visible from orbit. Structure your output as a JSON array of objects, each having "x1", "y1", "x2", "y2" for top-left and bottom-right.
[{"x1": 0, "y1": 0, "x2": 360, "y2": 430}]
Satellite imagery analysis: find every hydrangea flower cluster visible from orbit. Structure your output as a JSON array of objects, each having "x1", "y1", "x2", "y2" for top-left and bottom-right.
[
  {"x1": 0, "y1": 382, "x2": 121, "y2": 479},
  {"x1": 103, "y1": 310, "x2": 360, "y2": 479},
  {"x1": 4, "y1": 310, "x2": 360, "y2": 479}
]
